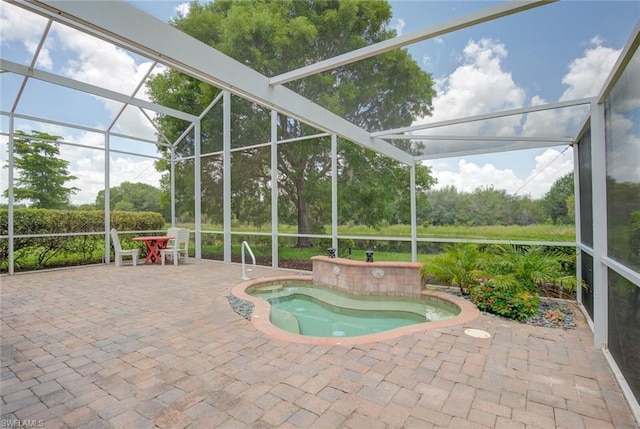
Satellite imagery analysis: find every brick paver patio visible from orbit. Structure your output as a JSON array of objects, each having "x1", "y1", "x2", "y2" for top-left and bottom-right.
[{"x1": 1, "y1": 260, "x2": 638, "y2": 428}]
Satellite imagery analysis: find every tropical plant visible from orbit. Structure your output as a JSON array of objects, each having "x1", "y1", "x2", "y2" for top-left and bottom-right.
[
  {"x1": 484, "y1": 244, "x2": 578, "y2": 294},
  {"x1": 468, "y1": 278, "x2": 540, "y2": 321},
  {"x1": 421, "y1": 243, "x2": 484, "y2": 295}
]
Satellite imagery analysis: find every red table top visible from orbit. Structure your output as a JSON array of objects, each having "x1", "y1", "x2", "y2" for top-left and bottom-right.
[{"x1": 132, "y1": 236, "x2": 174, "y2": 241}]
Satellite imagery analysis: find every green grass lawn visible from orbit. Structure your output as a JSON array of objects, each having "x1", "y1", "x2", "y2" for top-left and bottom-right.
[
  {"x1": 190, "y1": 222, "x2": 575, "y2": 263},
  {"x1": 179, "y1": 222, "x2": 575, "y2": 242}
]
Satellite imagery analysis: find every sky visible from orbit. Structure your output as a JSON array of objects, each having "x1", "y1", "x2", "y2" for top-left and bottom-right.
[{"x1": 1, "y1": 0, "x2": 639, "y2": 205}]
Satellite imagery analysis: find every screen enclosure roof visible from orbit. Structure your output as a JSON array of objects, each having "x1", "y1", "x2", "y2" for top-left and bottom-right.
[{"x1": 2, "y1": 0, "x2": 639, "y2": 165}]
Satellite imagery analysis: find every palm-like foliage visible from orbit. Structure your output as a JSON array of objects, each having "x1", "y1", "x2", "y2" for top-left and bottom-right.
[
  {"x1": 421, "y1": 244, "x2": 484, "y2": 294},
  {"x1": 485, "y1": 245, "x2": 576, "y2": 292},
  {"x1": 423, "y1": 244, "x2": 579, "y2": 297}
]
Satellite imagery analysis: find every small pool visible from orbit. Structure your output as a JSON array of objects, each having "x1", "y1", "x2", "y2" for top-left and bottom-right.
[{"x1": 248, "y1": 283, "x2": 460, "y2": 338}]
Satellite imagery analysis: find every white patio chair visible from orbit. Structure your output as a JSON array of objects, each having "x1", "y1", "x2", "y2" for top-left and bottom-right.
[
  {"x1": 163, "y1": 227, "x2": 180, "y2": 254},
  {"x1": 160, "y1": 228, "x2": 190, "y2": 265},
  {"x1": 110, "y1": 229, "x2": 139, "y2": 267}
]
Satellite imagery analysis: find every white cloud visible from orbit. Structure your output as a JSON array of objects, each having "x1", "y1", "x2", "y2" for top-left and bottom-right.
[
  {"x1": 392, "y1": 18, "x2": 405, "y2": 36},
  {"x1": 175, "y1": 3, "x2": 191, "y2": 18},
  {"x1": 560, "y1": 41, "x2": 620, "y2": 101},
  {"x1": 415, "y1": 38, "x2": 525, "y2": 136},
  {"x1": 59, "y1": 132, "x2": 163, "y2": 205},
  {"x1": 415, "y1": 36, "x2": 628, "y2": 198},
  {"x1": 606, "y1": 112, "x2": 640, "y2": 184},
  {"x1": 1, "y1": 15, "x2": 167, "y2": 206},
  {"x1": 519, "y1": 147, "x2": 574, "y2": 198},
  {"x1": 523, "y1": 40, "x2": 620, "y2": 136},
  {"x1": 0, "y1": 2, "x2": 53, "y2": 69},
  {"x1": 424, "y1": 147, "x2": 573, "y2": 199},
  {"x1": 427, "y1": 159, "x2": 523, "y2": 194},
  {"x1": 61, "y1": 149, "x2": 163, "y2": 205},
  {"x1": 52, "y1": 24, "x2": 158, "y2": 139}
]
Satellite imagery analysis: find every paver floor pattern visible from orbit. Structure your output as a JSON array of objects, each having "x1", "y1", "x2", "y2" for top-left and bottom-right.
[{"x1": 1, "y1": 260, "x2": 638, "y2": 428}]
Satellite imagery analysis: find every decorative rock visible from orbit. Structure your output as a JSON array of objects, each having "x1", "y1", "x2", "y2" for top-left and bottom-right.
[
  {"x1": 445, "y1": 289, "x2": 576, "y2": 329},
  {"x1": 226, "y1": 295, "x2": 254, "y2": 320}
]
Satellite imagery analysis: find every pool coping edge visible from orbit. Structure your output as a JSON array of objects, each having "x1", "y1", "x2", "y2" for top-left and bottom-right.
[{"x1": 231, "y1": 276, "x2": 480, "y2": 346}]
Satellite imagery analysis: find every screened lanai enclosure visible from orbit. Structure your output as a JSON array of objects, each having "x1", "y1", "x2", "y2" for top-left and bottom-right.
[{"x1": 1, "y1": 0, "x2": 639, "y2": 423}]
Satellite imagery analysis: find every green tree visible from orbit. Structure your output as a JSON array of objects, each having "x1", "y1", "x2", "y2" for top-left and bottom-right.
[
  {"x1": 338, "y1": 142, "x2": 435, "y2": 228},
  {"x1": 457, "y1": 186, "x2": 514, "y2": 226},
  {"x1": 423, "y1": 186, "x2": 545, "y2": 227},
  {"x1": 510, "y1": 195, "x2": 545, "y2": 226},
  {"x1": 423, "y1": 186, "x2": 460, "y2": 226},
  {"x1": 147, "y1": 0, "x2": 436, "y2": 246},
  {"x1": 543, "y1": 172, "x2": 574, "y2": 224},
  {"x1": 95, "y1": 182, "x2": 168, "y2": 220},
  {"x1": 3, "y1": 131, "x2": 78, "y2": 209}
]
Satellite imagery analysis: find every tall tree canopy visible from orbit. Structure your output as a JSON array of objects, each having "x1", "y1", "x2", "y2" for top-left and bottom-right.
[
  {"x1": 3, "y1": 131, "x2": 78, "y2": 209},
  {"x1": 422, "y1": 185, "x2": 547, "y2": 227},
  {"x1": 544, "y1": 172, "x2": 574, "y2": 224},
  {"x1": 95, "y1": 182, "x2": 168, "y2": 220},
  {"x1": 147, "y1": 0, "x2": 437, "y2": 245}
]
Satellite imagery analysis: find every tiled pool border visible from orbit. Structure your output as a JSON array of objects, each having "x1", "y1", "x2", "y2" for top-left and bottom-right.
[{"x1": 231, "y1": 276, "x2": 480, "y2": 346}]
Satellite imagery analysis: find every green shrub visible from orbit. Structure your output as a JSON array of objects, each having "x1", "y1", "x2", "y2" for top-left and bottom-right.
[
  {"x1": 469, "y1": 278, "x2": 540, "y2": 321},
  {"x1": 1, "y1": 208, "x2": 165, "y2": 271},
  {"x1": 421, "y1": 244, "x2": 484, "y2": 294}
]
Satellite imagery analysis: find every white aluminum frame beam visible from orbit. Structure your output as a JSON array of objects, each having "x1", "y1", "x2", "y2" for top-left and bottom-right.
[
  {"x1": 270, "y1": 0, "x2": 556, "y2": 86},
  {"x1": 384, "y1": 135, "x2": 574, "y2": 143},
  {"x1": 107, "y1": 61, "x2": 157, "y2": 132},
  {"x1": 597, "y1": 19, "x2": 640, "y2": 104},
  {"x1": 1, "y1": 59, "x2": 198, "y2": 123},
  {"x1": 13, "y1": 0, "x2": 413, "y2": 165},
  {"x1": 414, "y1": 140, "x2": 566, "y2": 160},
  {"x1": 270, "y1": 110, "x2": 279, "y2": 268},
  {"x1": 11, "y1": 19, "x2": 52, "y2": 113},
  {"x1": 372, "y1": 98, "x2": 594, "y2": 137},
  {"x1": 590, "y1": 101, "x2": 607, "y2": 349}
]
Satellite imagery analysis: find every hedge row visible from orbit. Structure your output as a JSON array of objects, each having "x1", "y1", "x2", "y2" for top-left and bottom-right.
[{"x1": 0, "y1": 209, "x2": 165, "y2": 271}]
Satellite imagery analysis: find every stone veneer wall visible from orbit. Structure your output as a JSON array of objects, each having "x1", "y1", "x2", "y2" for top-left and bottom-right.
[{"x1": 311, "y1": 256, "x2": 423, "y2": 297}]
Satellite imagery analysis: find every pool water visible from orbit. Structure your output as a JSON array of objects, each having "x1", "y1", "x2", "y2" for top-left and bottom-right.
[{"x1": 249, "y1": 284, "x2": 459, "y2": 338}]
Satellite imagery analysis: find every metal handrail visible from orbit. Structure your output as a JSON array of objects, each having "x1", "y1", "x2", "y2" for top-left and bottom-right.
[{"x1": 241, "y1": 241, "x2": 256, "y2": 280}]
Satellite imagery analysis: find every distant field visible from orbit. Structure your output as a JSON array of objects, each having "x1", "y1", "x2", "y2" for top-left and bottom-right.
[
  {"x1": 184, "y1": 223, "x2": 576, "y2": 243},
  {"x1": 185, "y1": 223, "x2": 576, "y2": 265}
]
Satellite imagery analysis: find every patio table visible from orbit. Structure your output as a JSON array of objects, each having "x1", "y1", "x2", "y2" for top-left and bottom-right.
[{"x1": 132, "y1": 236, "x2": 174, "y2": 264}]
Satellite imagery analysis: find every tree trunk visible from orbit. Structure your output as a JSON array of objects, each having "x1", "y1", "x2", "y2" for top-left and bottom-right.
[{"x1": 296, "y1": 186, "x2": 313, "y2": 248}]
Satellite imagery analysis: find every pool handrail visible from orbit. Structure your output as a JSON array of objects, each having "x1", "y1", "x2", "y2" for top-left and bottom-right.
[{"x1": 241, "y1": 241, "x2": 256, "y2": 280}]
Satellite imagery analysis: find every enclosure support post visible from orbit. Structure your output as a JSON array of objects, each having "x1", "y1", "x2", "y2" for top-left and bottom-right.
[
  {"x1": 270, "y1": 111, "x2": 279, "y2": 268},
  {"x1": 194, "y1": 120, "x2": 202, "y2": 259},
  {"x1": 223, "y1": 91, "x2": 232, "y2": 263},
  {"x1": 331, "y1": 134, "x2": 338, "y2": 252},
  {"x1": 410, "y1": 165, "x2": 418, "y2": 263},
  {"x1": 590, "y1": 101, "x2": 608, "y2": 349},
  {"x1": 573, "y1": 141, "x2": 582, "y2": 304},
  {"x1": 7, "y1": 115, "x2": 15, "y2": 275},
  {"x1": 104, "y1": 132, "x2": 111, "y2": 264},
  {"x1": 171, "y1": 146, "x2": 176, "y2": 227}
]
